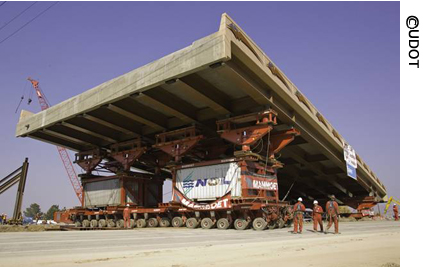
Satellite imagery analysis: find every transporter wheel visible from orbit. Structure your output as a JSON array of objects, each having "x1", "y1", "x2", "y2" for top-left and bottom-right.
[
  {"x1": 186, "y1": 218, "x2": 198, "y2": 229},
  {"x1": 216, "y1": 218, "x2": 230, "y2": 230},
  {"x1": 90, "y1": 219, "x2": 98, "y2": 228},
  {"x1": 147, "y1": 218, "x2": 159, "y2": 227},
  {"x1": 116, "y1": 219, "x2": 125, "y2": 228},
  {"x1": 98, "y1": 219, "x2": 107, "y2": 228},
  {"x1": 74, "y1": 221, "x2": 81, "y2": 228},
  {"x1": 82, "y1": 219, "x2": 90, "y2": 228},
  {"x1": 252, "y1": 218, "x2": 267, "y2": 231},
  {"x1": 201, "y1": 218, "x2": 214, "y2": 229},
  {"x1": 171, "y1": 217, "x2": 184, "y2": 227},
  {"x1": 276, "y1": 218, "x2": 285, "y2": 228},
  {"x1": 159, "y1": 217, "x2": 171, "y2": 227},
  {"x1": 268, "y1": 221, "x2": 277, "y2": 230},
  {"x1": 107, "y1": 219, "x2": 116, "y2": 228},
  {"x1": 136, "y1": 219, "x2": 147, "y2": 228},
  {"x1": 234, "y1": 219, "x2": 248, "y2": 230}
]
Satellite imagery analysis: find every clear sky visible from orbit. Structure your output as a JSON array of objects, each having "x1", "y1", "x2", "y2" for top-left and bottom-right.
[{"x1": 0, "y1": 1, "x2": 399, "y2": 216}]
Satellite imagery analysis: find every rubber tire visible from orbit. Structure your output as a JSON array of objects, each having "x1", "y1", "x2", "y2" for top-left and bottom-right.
[
  {"x1": 172, "y1": 217, "x2": 184, "y2": 227},
  {"x1": 201, "y1": 218, "x2": 214, "y2": 229},
  {"x1": 186, "y1": 218, "x2": 198, "y2": 229},
  {"x1": 217, "y1": 218, "x2": 230, "y2": 230},
  {"x1": 74, "y1": 221, "x2": 81, "y2": 228},
  {"x1": 82, "y1": 219, "x2": 90, "y2": 228},
  {"x1": 234, "y1": 219, "x2": 248, "y2": 230},
  {"x1": 98, "y1": 219, "x2": 107, "y2": 228},
  {"x1": 136, "y1": 219, "x2": 147, "y2": 228},
  {"x1": 90, "y1": 219, "x2": 98, "y2": 228},
  {"x1": 276, "y1": 218, "x2": 285, "y2": 228},
  {"x1": 107, "y1": 219, "x2": 116, "y2": 228},
  {"x1": 268, "y1": 222, "x2": 277, "y2": 230},
  {"x1": 116, "y1": 219, "x2": 125, "y2": 228},
  {"x1": 252, "y1": 218, "x2": 267, "y2": 231},
  {"x1": 159, "y1": 217, "x2": 171, "y2": 227},
  {"x1": 147, "y1": 218, "x2": 158, "y2": 227}
]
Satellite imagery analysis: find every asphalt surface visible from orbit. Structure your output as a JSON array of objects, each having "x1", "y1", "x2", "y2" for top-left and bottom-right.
[{"x1": 0, "y1": 220, "x2": 400, "y2": 267}]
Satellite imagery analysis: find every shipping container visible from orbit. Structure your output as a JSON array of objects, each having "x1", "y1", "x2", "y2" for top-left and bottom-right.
[
  {"x1": 175, "y1": 162, "x2": 241, "y2": 201},
  {"x1": 84, "y1": 179, "x2": 121, "y2": 208}
]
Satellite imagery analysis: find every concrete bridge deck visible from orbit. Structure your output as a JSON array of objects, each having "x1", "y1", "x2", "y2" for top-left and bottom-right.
[{"x1": 15, "y1": 14, "x2": 386, "y2": 205}]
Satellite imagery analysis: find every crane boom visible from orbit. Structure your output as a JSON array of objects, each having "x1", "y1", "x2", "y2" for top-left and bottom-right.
[
  {"x1": 384, "y1": 196, "x2": 400, "y2": 214},
  {"x1": 27, "y1": 77, "x2": 83, "y2": 205}
]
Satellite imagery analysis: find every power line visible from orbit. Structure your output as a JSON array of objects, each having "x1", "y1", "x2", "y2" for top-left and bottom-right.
[
  {"x1": 0, "y1": 2, "x2": 38, "y2": 32},
  {"x1": 0, "y1": 2, "x2": 7, "y2": 8},
  {"x1": 0, "y1": 1, "x2": 58, "y2": 46}
]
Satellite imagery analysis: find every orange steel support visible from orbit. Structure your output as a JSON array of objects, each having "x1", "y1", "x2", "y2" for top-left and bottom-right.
[
  {"x1": 154, "y1": 126, "x2": 203, "y2": 162},
  {"x1": 110, "y1": 139, "x2": 147, "y2": 171},
  {"x1": 75, "y1": 149, "x2": 105, "y2": 174},
  {"x1": 216, "y1": 109, "x2": 278, "y2": 152},
  {"x1": 269, "y1": 129, "x2": 301, "y2": 158},
  {"x1": 219, "y1": 124, "x2": 273, "y2": 151}
]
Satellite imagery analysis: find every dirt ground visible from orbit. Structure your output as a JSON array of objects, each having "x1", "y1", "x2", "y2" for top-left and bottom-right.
[
  {"x1": 0, "y1": 224, "x2": 60, "y2": 232},
  {"x1": 0, "y1": 220, "x2": 399, "y2": 267}
]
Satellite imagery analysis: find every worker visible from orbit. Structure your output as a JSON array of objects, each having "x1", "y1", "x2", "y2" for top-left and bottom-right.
[
  {"x1": 123, "y1": 204, "x2": 131, "y2": 229},
  {"x1": 34, "y1": 213, "x2": 40, "y2": 224},
  {"x1": 393, "y1": 204, "x2": 399, "y2": 221},
  {"x1": 292, "y1": 197, "x2": 306, "y2": 234},
  {"x1": 283, "y1": 206, "x2": 293, "y2": 226},
  {"x1": 0, "y1": 213, "x2": 3, "y2": 224},
  {"x1": 325, "y1": 195, "x2": 340, "y2": 234},
  {"x1": 312, "y1": 200, "x2": 324, "y2": 232},
  {"x1": 2, "y1": 214, "x2": 7, "y2": 225}
]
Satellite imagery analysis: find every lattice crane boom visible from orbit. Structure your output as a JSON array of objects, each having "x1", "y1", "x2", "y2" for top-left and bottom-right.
[{"x1": 27, "y1": 77, "x2": 83, "y2": 205}]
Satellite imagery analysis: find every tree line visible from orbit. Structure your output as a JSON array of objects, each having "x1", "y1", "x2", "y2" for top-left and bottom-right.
[{"x1": 23, "y1": 203, "x2": 64, "y2": 220}]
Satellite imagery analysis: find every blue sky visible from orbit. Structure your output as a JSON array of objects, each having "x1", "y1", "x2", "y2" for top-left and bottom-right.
[{"x1": 0, "y1": 1, "x2": 399, "y2": 215}]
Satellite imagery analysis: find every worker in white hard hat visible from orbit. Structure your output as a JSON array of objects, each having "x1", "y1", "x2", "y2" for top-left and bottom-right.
[
  {"x1": 312, "y1": 200, "x2": 324, "y2": 232},
  {"x1": 123, "y1": 204, "x2": 131, "y2": 229},
  {"x1": 292, "y1": 197, "x2": 306, "y2": 234}
]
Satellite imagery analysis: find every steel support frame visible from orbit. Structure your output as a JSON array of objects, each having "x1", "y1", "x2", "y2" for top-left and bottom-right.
[
  {"x1": 110, "y1": 139, "x2": 147, "y2": 171},
  {"x1": 153, "y1": 126, "x2": 203, "y2": 162}
]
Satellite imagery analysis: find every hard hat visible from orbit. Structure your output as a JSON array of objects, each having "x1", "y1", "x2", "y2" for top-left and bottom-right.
[
  {"x1": 298, "y1": 197, "x2": 303, "y2": 202},
  {"x1": 313, "y1": 200, "x2": 318, "y2": 204},
  {"x1": 393, "y1": 204, "x2": 396, "y2": 206},
  {"x1": 126, "y1": 204, "x2": 130, "y2": 207}
]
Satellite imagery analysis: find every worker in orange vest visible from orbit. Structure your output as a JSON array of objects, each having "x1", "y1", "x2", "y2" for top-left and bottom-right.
[
  {"x1": 292, "y1": 197, "x2": 306, "y2": 234},
  {"x1": 312, "y1": 200, "x2": 324, "y2": 232},
  {"x1": 393, "y1": 204, "x2": 399, "y2": 221},
  {"x1": 325, "y1": 195, "x2": 340, "y2": 234},
  {"x1": 123, "y1": 204, "x2": 131, "y2": 229}
]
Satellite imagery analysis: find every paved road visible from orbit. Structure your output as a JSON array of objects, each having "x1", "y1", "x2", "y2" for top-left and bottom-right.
[{"x1": 0, "y1": 220, "x2": 400, "y2": 267}]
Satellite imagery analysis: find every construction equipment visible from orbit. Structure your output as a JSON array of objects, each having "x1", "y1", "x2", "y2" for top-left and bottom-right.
[
  {"x1": 26, "y1": 78, "x2": 83, "y2": 205},
  {"x1": 384, "y1": 196, "x2": 400, "y2": 214},
  {"x1": 16, "y1": 14, "x2": 388, "y2": 229},
  {"x1": 0, "y1": 158, "x2": 29, "y2": 224},
  {"x1": 62, "y1": 110, "x2": 299, "y2": 230}
]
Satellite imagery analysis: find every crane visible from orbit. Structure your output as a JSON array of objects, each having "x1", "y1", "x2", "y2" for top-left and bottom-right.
[
  {"x1": 27, "y1": 77, "x2": 83, "y2": 205},
  {"x1": 384, "y1": 196, "x2": 400, "y2": 214}
]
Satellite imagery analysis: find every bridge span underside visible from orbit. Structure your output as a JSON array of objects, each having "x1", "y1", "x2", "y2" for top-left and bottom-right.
[{"x1": 16, "y1": 14, "x2": 386, "y2": 207}]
